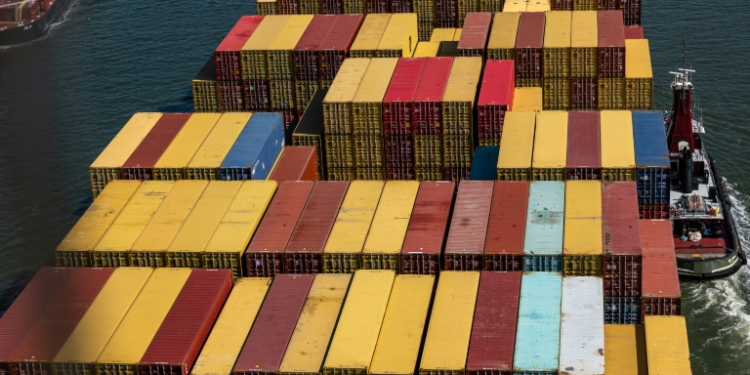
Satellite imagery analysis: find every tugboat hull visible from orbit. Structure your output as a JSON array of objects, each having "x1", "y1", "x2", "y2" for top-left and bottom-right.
[{"x1": 0, "y1": 0, "x2": 71, "y2": 46}]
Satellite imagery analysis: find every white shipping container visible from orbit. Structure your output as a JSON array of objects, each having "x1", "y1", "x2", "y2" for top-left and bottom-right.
[{"x1": 560, "y1": 277, "x2": 605, "y2": 375}]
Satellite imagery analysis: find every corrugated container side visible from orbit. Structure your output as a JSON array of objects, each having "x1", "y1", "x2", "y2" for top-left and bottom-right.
[
  {"x1": 186, "y1": 113, "x2": 252, "y2": 180},
  {"x1": 484, "y1": 181, "x2": 529, "y2": 271},
  {"x1": 401, "y1": 182, "x2": 455, "y2": 274},
  {"x1": 215, "y1": 16, "x2": 265, "y2": 81},
  {"x1": 376, "y1": 13, "x2": 418, "y2": 57},
  {"x1": 566, "y1": 111, "x2": 601, "y2": 180},
  {"x1": 600, "y1": 110, "x2": 635, "y2": 181},
  {"x1": 414, "y1": 0, "x2": 435, "y2": 42},
  {"x1": 496, "y1": 111, "x2": 535, "y2": 180},
  {"x1": 269, "y1": 146, "x2": 318, "y2": 181},
  {"x1": 219, "y1": 113, "x2": 285, "y2": 181},
  {"x1": 551, "y1": 0, "x2": 573, "y2": 10},
  {"x1": 543, "y1": 11, "x2": 572, "y2": 78},
  {"x1": 543, "y1": 78, "x2": 570, "y2": 110},
  {"x1": 604, "y1": 297, "x2": 642, "y2": 324},
  {"x1": 217, "y1": 80, "x2": 245, "y2": 112},
  {"x1": 477, "y1": 60, "x2": 515, "y2": 144},
  {"x1": 192, "y1": 58, "x2": 219, "y2": 113},
  {"x1": 362, "y1": 181, "x2": 420, "y2": 270},
  {"x1": 442, "y1": 57, "x2": 482, "y2": 136},
  {"x1": 318, "y1": 15, "x2": 365, "y2": 81},
  {"x1": 389, "y1": 0, "x2": 414, "y2": 13},
  {"x1": 604, "y1": 325, "x2": 648, "y2": 374},
  {"x1": 570, "y1": 77, "x2": 598, "y2": 109},
  {"x1": 632, "y1": 110, "x2": 669, "y2": 205},
  {"x1": 443, "y1": 181, "x2": 493, "y2": 271},
  {"x1": 644, "y1": 316, "x2": 693, "y2": 374},
  {"x1": 574, "y1": 0, "x2": 596, "y2": 10},
  {"x1": 241, "y1": 16, "x2": 290, "y2": 80},
  {"x1": 257, "y1": 0, "x2": 278, "y2": 15},
  {"x1": 413, "y1": 57, "x2": 453, "y2": 135},
  {"x1": 570, "y1": 11, "x2": 598, "y2": 78},
  {"x1": 597, "y1": 10, "x2": 626, "y2": 78},
  {"x1": 559, "y1": 277, "x2": 605, "y2": 375},
  {"x1": 641, "y1": 247, "x2": 681, "y2": 317},
  {"x1": 487, "y1": 12, "x2": 520, "y2": 60},
  {"x1": 233, "y1": 275, "x2": 315, "y2": 375},
  {"x1": 523, "y1": 182, "x2": 565, "y2": 272},
  {"x1": 624, "y1": 39, "x2": 653, "y2": 109},
  {"x1": 152, "y1": 114, "x2": 222, "y2": 181},
  {"x1": 515, "y1": 12, "x2": 545, "y2": 80},
  {"x1": 597, "y1": 77, "x2": 625, "y2": 109},
  {"x1": 349, "y1": 14, "x2": 391, "y2": 58},
  {"x1": 532, "y1": 111, "x2": 568, "y2": 181},
  {"x1": 602, "y1": 181, "x2": 642, "y2": 297},
  {"x1": 383, "y1": 58, "x2": 427, "y2": 136},
  {"x1": 513, "y1": 272, "x2": 562, "y2": 374}
]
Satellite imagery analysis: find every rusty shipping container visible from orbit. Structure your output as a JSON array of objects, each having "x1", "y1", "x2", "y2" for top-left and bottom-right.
[
  {"x1": 401, "y1": 181, "x2": 456, "y2": 275},
  {"x1": 269, "y1": 146, "x2": 318, "y2": 181},
  {"x1": 602, "y1": 181, "x2": 642, "y2": 298},
  {"x1": 566, "y1": 111, "x2": 601, "y2": 180},
  {"x1": 597, "y1": 10, "x2": 626, "y2": 78},
  {"x1": 444, "y1": 181, "x2": 494, "y2": 271},
  {"x1": 515, "y1": 12, "x2": 546, "y2": 82}
]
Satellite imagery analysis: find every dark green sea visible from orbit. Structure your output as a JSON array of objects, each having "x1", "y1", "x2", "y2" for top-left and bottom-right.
[{"x1": 1, "y1": 1, "x2": 748, "y2": 374}]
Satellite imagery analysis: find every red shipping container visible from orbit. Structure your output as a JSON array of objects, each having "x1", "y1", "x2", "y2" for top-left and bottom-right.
[
  {"x1": 413, "y1": 57, "x2": 453, "y2": 135},
  {"x1": 639, "y1": 219, "x2": 674, "y2": 250},
  {"x1": 319, "y1": 15, "x2": 364, "y2": 81},
  {"x1": 639, "y1": 205, "x2": 669, "y2": 220},
  {"x1": 0, "y1": 268, "x2": 76, "y2": 375},
  {"x1": 244, "y1": 80, "x2": 271, "y2": 111},
  {"x1": 434, "y1": 0, "x2": 458, "y2": 28},
  {"x1": 215, "y1": 16, "x2": 265, "y2": 81},
  {"x1": 515, "y1": 12, "x2": 545, "y2": 79},
  {"x1": 269, "y1": 146, "x2": 318, "y2": 182},
  {"x1": 321, "y1": 0, "x2": 343, "y2": 14},
  {"x1": 138, "y1": 269, "x2": 233, "y2": 375},
  {"x1": 367, "y1": 0, "x2": 390, "y2": 13},
  {"x1": 285, "y1": 181, "x2": 349, "y2": 273},
  {"x1": 218, "y1": 80, "x2": 247, "y2": 111},
  {"x1": 641, "y1": 247, "x2": 681, "y2": 317},
  {"x1": 550, "y1": 0, "x2": 573, "y2": 10},
  {"x1": 597, "y1": 11, "x2": 626, "y2": 78},
  {"x1": 233, "y1": 275, "x2": 314, "y2": 375},
  {"x1": 121, "y1": 113, "x2": 191, "y2": 180},
  {"x1": 384, "y1": 58, "x2": 427, "y2": 135},
  {"x1": 390, "y1": 0, "x2": 413, "y2": 13},
  {"x1": 246, "y1": 181, "x2": 315, "y2": 277},
  {"x1": 477, "y1": 60, "x2": 515, "y2": 143},
  {"x1": 384, "y1": 134, "x2": 415, "y2": 169},
  {"x1": 277, "y1": 0, "x2": 301, "y2": 14},
  {"x1": 484, "y1": 181, "x2": 528, "y2": 271},
  {"x1": 566, "y1": 111, "x2": 601, "y2": 180},
  {"x1": 466, "y1": 271, "x2": 522, "y2": 375},
  {"x1": 570, "y1": 78, "x2": 598, "y2": 110},
  {"x1": 622, "y1": 0, "x2": 641, "y2": 26},
  {"x1": 444, "y1": 181, "x2": 494, "y2": 270},
  {"x1": 294, "y1": 15, "x2": 337, "y2": 81},
  {"x1": 597, "y1": 0, "x2": 618, "y2": 9},
  {"x1": 602, "y1": 181, "x2": 642, "y2": 297},
  {"x1": 624, "y1": 25, "x2": 644, "y2": 39},
  {"x1": 401, "y1": 181, "x2": 456, "y2": 274},
  {"x1": 9, "y1": 268, "x2": 114, "y2": 375},
  {"x1": 457, "y1": 13, "x2": 492, "y2": 57}
]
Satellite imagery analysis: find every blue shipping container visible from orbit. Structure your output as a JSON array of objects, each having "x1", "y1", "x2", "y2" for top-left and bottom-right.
[
  {"x1": 632, "y1": 111, "x2": 670, "y2": 205},
  {"x1": 604, "y1": 297, "x2": 641, "y2": 324},
  {"x1": 523, "y1": 181, "x2": 565, "y2": 272},
  {"x1": 470, "y1": 146, "x2": 500, "y2": 180},
  {"x1": 514, "y1": 272, "x2": 562, "y2": 374},
  {"x1": 219, "y1": 112, "x2": 284, "y2": 180}
]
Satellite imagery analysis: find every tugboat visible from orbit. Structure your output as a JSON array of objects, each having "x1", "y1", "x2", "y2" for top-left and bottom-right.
[
  {"x1": 0, "y1": 0, "x2": 72, "y2": 46},
  {"x1": 666, "y1": 67, "x2": 747, "y2": 279}
]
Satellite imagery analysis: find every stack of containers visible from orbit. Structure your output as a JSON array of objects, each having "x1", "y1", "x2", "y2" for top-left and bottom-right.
[
  {"x1": 193, "y1": 57, "x2": 219, "y2": 112},
  {"x1": 523, "y1": 181, "x2": 565, "y2": 272},
  {"x1": 443, "y1": 181, "x2": 493, "y2": 270},
  {"x1": 292, "y1": 88, "x2": 328, "y2": 178},
  {"x1": 564, "y1": 181, "x2": 603, "y2": 276},
  {"x1": 120, "y1": 113, "x2": 192, "y2": 181},
  {"x1": 215, "y1": 16, "x2": 265, "y2": 111},
  {"x1": 570, "y1": 11, "x2": 598, "y2": 109},
  {"x1": 542, "y1": 11, "x2": 572, "y2": 110},
  {"x1": 349, "y1": 14, "x2": 391, "y2": 58},
  {"x1": 484, "y1": 181, "x2": 529, "y2": 271},
  {"x1": 486, "y1": 12, "x2": 520, "y2": 60},
  {"x1": 383, "y1": 58, "x2": 425, "y2": 180},
  {"x1": 559, "y1": 277, "x2": 605, "y2": 375},
  {"x1": 640, "y1": 219, "x2": 682, "y2": 319},
  {"x1": 601, "y1": 110, "x2": 636, "y2": 181},
  {"x1": 496, "y1": 111, "x2": 536, "y2": 181},
  {"x1": 362, "y1": 181, "x2": 419, "y2": 270},
  {"x1": 515, "y1": 12, "x2": 546, "y2": 88},
  {"x1": 413, "y1": 57, "x2": 453, "y2": 180},
  {"x1": 514, "y1": 272, "x2": 562, "y2": 375},
  {"x1": 624, "y1": 39, "x2": 653, "y2": 109},
  {"x1": 632, "y1": 111, "x2": 670, "y2": 219},
  {"x1": 566, "y1": 111, "x2": 601, "y2": 180},
  {"x1": 532, "y1": 111, "x2": 568, "y2": 181},
  {"x1": 401, "y1": 181, "x2": 455, "y2": 274},
  {"x1": 476, "y1": 60, "x2": 515, "y2": 147},
  {"x1": 376, "y1": 14, "x2": 419, "y2": 57},
  {"x1": 442, "y1": 57, "x2": 482, "y2": 180},
  {"x1": 602, "y1": 181, "x2": 643, "y2": 324},
  {"x1": 456, "y1": 13, "x2": 491, "y2": 57},
  {"x1": 597, "y1": 11, "x2": 626, "y2": 109}
]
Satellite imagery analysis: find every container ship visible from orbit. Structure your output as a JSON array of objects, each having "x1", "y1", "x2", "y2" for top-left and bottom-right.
[
  {"x1": 0, "y1": 0, "x2": 71, "y2": 46},
  {"x1": 0, "y1": 2, "x2": 726, "y2": 375}
]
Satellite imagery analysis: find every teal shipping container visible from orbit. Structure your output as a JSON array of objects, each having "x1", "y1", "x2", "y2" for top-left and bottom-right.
[
  {"x1": 514, "y1": 272, "x2": 562, "y2": 374},
  {"x1": 523, "y1": 181, "x2": 565, "y2": 272}
]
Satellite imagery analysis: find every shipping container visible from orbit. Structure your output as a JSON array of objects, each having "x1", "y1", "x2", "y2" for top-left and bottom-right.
[
  {"x1": 543, "y1": 11, "x2": 571, "y2": 78},
  {"x1": 219, "y1": 112, "x2": 285, "y2": 180},
  {"x1": 352, "y1": 57, "x2": 398, "y2": 139},
  {"x1": 601, "y1": 110, "x2": 636, "y2": 180},
  {"x1": 293, "y1": 15, "x2": 336, "y2": 81},
  {"x1": 215, "y1": 16, "x2": 265, "y2": 81},
  {"x1": 246, "y1": 181, "x2": 314, "y2": 277},
  {"x1": 566, "y1": 111, "x2": 601, "y2": 179},
  {"x1": 413, "y1": 57, "x2": 453, "y2": 135},
  {"x1": 279, "y1": 274, "x2": 352, "y2": 375},
  {"x1": 570, "y1": 77, "x2": 598, "y2": 109},
  {"x1": 186, "y1": 113, "x2": 252, "y2": 180},
  {"x1": 513, "y1": 272, "x2": 562, "y2": 374},
  {"x1": 193, "y1": 58, "x2": 219, "y2": 113},
  {"x1": 258, "y1": 0, "x2": 278, "y2": 14},
  {"x1": 512, "y1": 87, "x2": 543, "y2": 111},
  {"x1": 496, "y1": 111, "x2": 535, "y2": 181},
  {"x1": 323, "y1": 270, "x2": 395, "y2": 375},
  {"x1": 430, "y1": 28, "x2": 456, "y2": 42},
  {"x1": 233, "y1": 274, "x2": 315, "y2": 375},
  {"x1": 542, "y1": 77, "x2": 570, "y2": 110},
  {"x1": 204, "y1": 181, "x2": 277, "y2": 277},
  {"x1": 604, "y1": 325, "x2": 648, "y2": 374},
  {"x1": 293, "y1": 88, "x2": 328, "y2": 178},
  {"x1": 269, "y1": 146, "x2": 318, "y2": 181},
  {"x1": 487, "y1": 12, "x2": 520, "y2": 60},
  {"x1": 559, "y1": 277, "x2": 605, "y2": 375},
  {"x1": 532, "y1": 111, "x2": 568, "y2": 181},
  {"x1": 94, "y1": 269, "x2": 192, "y2": 375},
  {"x1": 369, "y1": 275, "x2": 435, "y2": 375},
  {"x1": 443, "y1": 57, "x2": 482, "y2": 136},
  {"x1": 414, "y1": 0, "x2": 435, "y2": 41},
  {"x1": 383, "y1": 58, "x2": 426, "y2": 136},
  {"x1": 152, "y1": 114, "x2": 222, "y2": 181},
  {"x1": 413, "y1": 41, "x2": 440, "y2": 57},
  {"x1": 420, "y1": 271, "x2": 480, "y2": 375},
  {"x1": 602, "y1": 181, "x2": 642, "y2": 297},
  {"x1": 89, "y1": 113, "x2": 162, "y2": 197},
  {"x1": 217, "y1": 80, "x2": 246, "y2": 112},
  {"x1": 625, "y1": 39, "x2": 653, "y2": 109},
  {"x1": 484, "y1": 182, "x2": 529, "y2": 271},
  {"x1": 477, "y1": 60, "x2": 515, "y2": 145},
  {"x1": 92, "y1": 181, "x2": 175, "y2": 267},
  {"x1": 597, "y1": 10, "x2": 626, "y2": 78},
  {"x1": 53, "y1": 268, "x2": 152, "y2": 375},
  {"x1": 350, "y1": 14, "x2": 391, "y2": 58},
  {"x1": 642, "y1": 247, "x2": 681, "y2": 317},
  {"x1": 401, "y1": 182, "x2": 455, "y2": 274},
  {"x1": 192, "y1": 278, "x2": 272, "y2": 375},
  {"x1": 9, "y1": 268, "x2": 114, "y2": 375},
  {"x1": 362, "y1": 181, "x2": 419, "y2": 270},
  {"x1": 564, "y1": 183, "x2": 603, "y2": 277},
  {"x1": 571, "y1": 11, "x2": 598, "y2": 78},
  {"x1": 129, "y1": 180, "x2": 208, "y2": 267},
  {"x1": 267, "y1": 16, "x2": 314, "y2": 81},
  {"x1": 377, "y1": 13, "x2": 418, "y2": 57},
  {"x1": 241, "y1": 16, "x2": 290, "y2": 80},
  {"x1": 465, "y1": 272, "x2": 521, "y2": 375},
  {"x1": 623, "y1": 0, "x2": 641, "y2": 26},
  {"x1": 443, "y1": 181, "x2": 492, "y2": 270},
  {"x1": 324, "y1": 58, "x2": 371, "y2": 135},
  {"x1": 469, "y1": 146, "x2": 499, "y2": 180},
  {"x1": 644, "y1": 316, "x2": 693, "y2": 374},
  {"x1": 624, "y1": 25, "x2": 644, "y2": 39},
  {"x1": 457, "y1": 13, "x2": 491, "y2": 57},
  {"x1": 515, "y1": 12, "x2": 545, "y2": 81},
  {"x1": 244, "y1": 79, "x2": 271, "y2": 111},
  {"x1": 632, "y1": 110, "x2": 669, "y2": 205},
  {"x1": 524, "y1": 182, "x2": 565, "y2": 272}
]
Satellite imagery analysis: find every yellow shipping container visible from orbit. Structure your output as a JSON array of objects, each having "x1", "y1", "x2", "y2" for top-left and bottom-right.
[
  {"x1": 565, "y1": 180, "x2": 601, "y2": 218},
  {"x1": 571, "y1": 11, "x2": 598, "y2": 78},
  {"x1": 129, "y1": 180, "x2": 209, "y2": 267},
  {"x1": 352, "y1": 58, "x2": 399, "y2": 134},
  {"x1": 192, "y1": 278, "x2": 272, "y2": 375},
  {"x1": 497, "y1": 111, "x2": 536, "y2": 181},
  {"x1": 573, "y1": 0, "x2": 596, "y2": 10},
  {"x1": 166, "y1": 181, "x2": 243, "y2": 269},
  {"x1": 563, "y1": 218, "x2": 602, "y2": 275},
  {"x1": 542, "y1": 78, "x2": 570, "y2": 110},
  {"x1": 350, "y1": 14, "x2": 392, "y2": 58},
  {"x1": 487, "y1": 12, "x2": 521, "y2": 60},
  {"x1": 152, "y1": 113, "x2": 221, "y2": 181},
  {"x1": 625, "y1": 39, "x2": 653, "y2": 110},
  {"x1": 600, "y1": 111, "x2": 636, "y2": 181},
  {"x1": 376, "y1": 13, "x2": 418, "y2": 58},
  {"x1": 95, "y1": 268, "x2": 192, "y2": 375},
  {"x1": 453, "y1": 28, "x2": 462, "y2": 41},
  {"x1": 413, "y1": 42, "x2": 440, "y2": 57},
  {"x1": 532, "y1": 111, "x2": 568, "y2": 181},
  {"x1": 362, "y1": 181, "x2": 419, "y2": 270},
  {"x1": 604, "y1": 325, "x2": 648, "y2": 375},
  {"x1": 430, "y1": 28, "x2": 455, "y2": 42},
  {"x1": 512, "y1": 87, "x2": 543, "y2": 111},
  {"x1": 598, "y1": 78, "x2": 625, "y2": 109},
  {"x1": 56, "y1": 181, "x2": 141, "y2": 267},
  {"x1": 280, "y1": 274, "x2": 352, "y2": 375},
  {"x1": 369, "y1": 275, "x2": 435, "y2": 375},
  {"x1": 419, "y1": 271, "x2": 480, "y2": 375},
  {"x1": 525, "y1": 2, "x2": 550, "y2": 11},
  {"x1": 53, "y1": 268, "x2": 153, "y2": 375},
  {"x1": 257, "y1": 0, "x2": 278, "y2": 15},
  {"x1": 543, "y1": 11, "x2": 571, "y2": 78},
  {"x1": 89, "y1": 112, "x2": 162, "y2": 197},
  {"x1": 192, "y1": 77, "x2": 218, "y2": 113},
  {"x1": 502, "y1": 1, "x2": 526, "y2": 12},
  {"x1": 323, "y1": 270, "x2": 396, "y2": 375},
  {"x1": 324, "y1": 58, "x2": 371, "y2": 135},
  {"x1": 186, "y1": 113, "x2": 252, "y2": 180},
  {"x1": 268, "y1": 15, "x2": 314, "y2": 80},
  {"x1": 241, "y1": 15, "x2": 290, "y2": 80},
  {"x1": 324, "y1": 181, "x2": 384, "y2": 273},
  {"x1": 443, "y1": 57, "x2": 483, "y2": 135},
  {"x1": 92, "y1": 181, "x2": 174, "y2": 267},
  {"x1": 644, "y1": 316, "x2": 693, "y2": 375},
  {"x1": 205, "y1": 181, "x2": 277, "y2": 277}
]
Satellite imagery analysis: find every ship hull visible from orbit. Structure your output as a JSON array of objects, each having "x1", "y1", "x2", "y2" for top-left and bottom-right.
[{"x1": 0, "y1": 0, "x2": 72, "y2": 46}]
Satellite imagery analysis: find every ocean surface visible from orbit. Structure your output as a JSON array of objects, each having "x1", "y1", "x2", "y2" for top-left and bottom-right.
[{"x1": 0, "y1": 1, "x2": 748, "y2": 373}]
